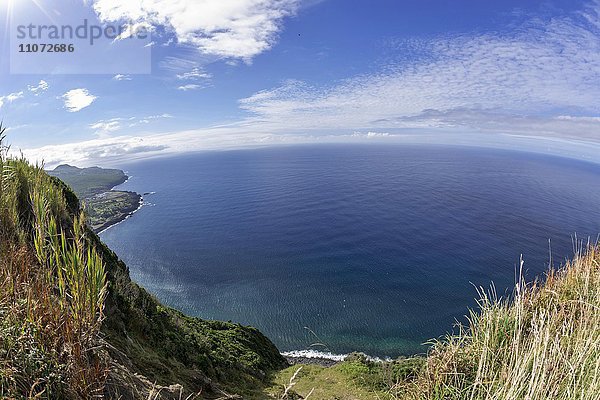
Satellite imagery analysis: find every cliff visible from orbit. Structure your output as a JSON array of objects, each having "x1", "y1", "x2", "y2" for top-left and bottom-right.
[
  {"x1": 0, "y1": 138, "x2": 286, "y2": 399},
  {"x1": 1, "y1": 131, "x2": 598, "y2": 399}
]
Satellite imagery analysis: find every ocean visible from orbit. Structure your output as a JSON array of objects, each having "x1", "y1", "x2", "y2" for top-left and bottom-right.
[{"x1": 99, "y1": 144, "x2": 600, "y2": 358}]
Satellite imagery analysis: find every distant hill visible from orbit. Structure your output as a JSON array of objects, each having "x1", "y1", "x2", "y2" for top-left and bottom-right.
[
  {"x1": 48, "y1": 164, "x2": 128, "y2": 198},
  {"x1": 47, "y1": 164, "x2": 141, "y2": 232}
]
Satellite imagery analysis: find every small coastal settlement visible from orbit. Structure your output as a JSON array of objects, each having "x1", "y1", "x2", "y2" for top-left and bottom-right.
[{"x1": 48, "y1": 164, "x2": 141, "y2": 232}]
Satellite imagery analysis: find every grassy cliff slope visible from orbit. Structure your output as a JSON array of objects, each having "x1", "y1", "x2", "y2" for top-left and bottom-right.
[
  {"x1": 272, "y1": 247, "x2": 600, "y2": 400},
  {"x1": 0, "y1": 132, "x2": 286, "y2": 399},
  {"x1": 1, "y1": 128, "x2": 598, "y2": 399}
]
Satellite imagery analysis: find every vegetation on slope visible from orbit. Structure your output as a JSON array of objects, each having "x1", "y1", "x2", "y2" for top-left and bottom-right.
[
  {"x1": 48, "y1": 165, "x2": 128, "y2": 198},
  {"x1": 0, "y1": 135, "x2": 108, "y2": 398},
  {"x1": 406, "y1": 246, "x2": 600, "y2": 399},
  {"x1": 47, "y1": 165, "x2": 141, "y2": 232},
  {"x1": 270, "y1": 353, "x2": 425, "y2": 399},
  {"x1": 0, "y1": 129, "x2": 286, "y2": 399},
  {"x1": 82, "y1": 190, "x2": 141, "y2": 232},
  {"x1": 274, "y1": 247, "x2": 600, "y2": 400},
  {"x1": 1, "y1": 126, "x2": 598, "y2": 399}
]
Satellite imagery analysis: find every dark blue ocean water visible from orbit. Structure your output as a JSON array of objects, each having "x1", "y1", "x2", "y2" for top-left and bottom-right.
[{"x1": 100, "y1": 144, "x2": 600, "y2": 357}]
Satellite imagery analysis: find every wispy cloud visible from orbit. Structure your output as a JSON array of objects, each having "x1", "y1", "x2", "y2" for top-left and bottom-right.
[
  {"x1": 62, "y1": 89, "x2": 97, "y2": 112},
  {"x1": 89, "y1": 0, "x2": 299, "y2": 60},
  {"x1": 113, "y1": 74, "x2": 132, "y2": 81},
  {"x1": 21, "y1": 126, "x2": 313, "y2": 167},
  {"x1": 174, "y1": 65, "x2": 212, "y2": 90},
  {"x1": 89, "y1": 114, "x2": 173, "y2": 137},
  {"x1": 19, "y1": 1, "x2": 600, "y2": 167},
  {"x1": 239, "y1": 1, "x2": 600, "y2": 139},
  {"x1": 1, "y1": 80, "x2": 49, "y2": 109},
  {"x1": 0, "y1": 91, "x2": 24, "y2": 109},
  {"x1": 177, "y1": 84, "x2": 203, "y2": 91},
  {"x1": 147, "y1": 113, "x2": 173, "y2": 119},
  {"x1": 112, "y1": 21, "x2": 152, "y2": 41},
  {"x1": 89, "y1": 118, "x2": 125, "y2": 137},
  {"x1": 28, "y1": 80, "x2": 49, "y2": 95},
  {"x1": 21, "y1": 124, "x2": 600, "y2": 169},
  {"x1": 23, "y1": 136, "x2": 169, "y2": 167},
  {"x1": 159, "y1": 56, "x2": 213, "y2": 88},
  {"x1": 176, "y1": 67, "x2": 211, "y2": 81}
]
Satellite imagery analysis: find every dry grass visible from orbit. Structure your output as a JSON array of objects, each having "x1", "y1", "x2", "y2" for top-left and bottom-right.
[
  {"x1": 1, "y1": 126, "x2": 598, "y2": 399},
  {"x1": 270, "y1": 247, "x2": 599, "y2": 400},
  {"x1": 0, "y1": 128, "x2": 108, "y2": 399},
  {"x1": 392, "y1": 245, "x2": 600, "y2": 400}
]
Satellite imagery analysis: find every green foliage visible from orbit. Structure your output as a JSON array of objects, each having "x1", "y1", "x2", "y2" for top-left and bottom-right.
[
  {"x1": 0, "y1": 132, "x2": 287, "y2": 398},
  {"x1": 270, "y1": 355, "x2": 425, "y2": 399},
  {"x1": 270, "y1": 249, "x2": 600, "y2": 400},
  {"x1": 0, "y1": 131, "x2": 108, "y2": 399},
  {"x1": 397, "y1": 248, "x2": 600, "y2": 400}
]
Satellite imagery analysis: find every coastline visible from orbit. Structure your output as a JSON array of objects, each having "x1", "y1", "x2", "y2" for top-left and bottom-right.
[
  {"x1": 91, "y1": 172, "x2": 145, "y2": 234},
  {"x1": 282, "y1": 349, "x2": 392, "y2": 367},
  {"x1": 283, "y1": 354, "x2": 342, "y2": 367},
  {"x1": 47, "y1": 165, "x2": 144, "y2": 234},
  {"x1": 94, "y1": 191, "x2": 143, "y2": 234}
]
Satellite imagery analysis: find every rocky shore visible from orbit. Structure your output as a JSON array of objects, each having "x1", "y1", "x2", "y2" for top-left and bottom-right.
[{"x1": 93, "y1": 191, "x2": 143, "y2": 233}]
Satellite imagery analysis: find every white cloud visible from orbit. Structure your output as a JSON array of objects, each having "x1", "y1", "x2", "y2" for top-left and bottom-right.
[
  {"x1": 21, "y1": 126, "x2": 320, "y2": 167},
  {"x1": 90, "y1": 120, "x2": 123, "y2": 132},
  {"x1": 88, "y1": 0, "x2": 299, "y2": 60},
  {"x1": 147, "y1": 113, "x2": 173, "y2": 119},
  {"x1": 20, "y1": 124, "x2": 600, "y2": 169},
  {"x1": 113, "y1": 21, "x2": 152, "y2": 41},
  {"x1": 90, "y1": 118, "x2": 124, "y2": 137},
  {"x1": 176, "y1": 67, "x2": 211, "y2": 80},
  {"x1": 159, "y1": 57, "x2": 213, "y2": 86},
  {"x1": 113, "y1": 74, "x2": 132, "y2": 81},
  {"x1": 556, "y1": 115, "x2": 600, "y2": 123},
  {"x1": 1, "y1": 80, "x2": 50, "y2": 108},
  {"x1": 61, "y1": 89, "x2": 97, "y2": 112},
  {"x1": 0, "y1": 91, "x2": 24, "y2": 108},
  {"x1": 17, "y1": 1, "x2": 600, "y2": 166},
  {"x1": 28, "y1": 80, "x2": 49, "y2": 95},
  {"x1": 178, "y1": 84, "x2": 202, "y2": 91},
  {"x1": 239, "y1": 2, "x2": 600, "y2": 140},
  {"x1": 90, "y1": 114, "x2": 174, "y2": 136},
  {"x1": 6, "y1": 92, "x2": 24, "y2": 102},
  {"x1": 22, "y1": 136, "x2": 169, "y2": 167}
]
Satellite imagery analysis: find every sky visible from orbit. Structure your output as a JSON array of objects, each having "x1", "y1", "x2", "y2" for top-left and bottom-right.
[{"x1": 0, "y1": 0, "x2": 599, "y2": 167}]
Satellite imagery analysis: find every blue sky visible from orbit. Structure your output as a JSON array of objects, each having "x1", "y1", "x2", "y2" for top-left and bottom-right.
[{"x1": 0, "y1": 0, "x2": 599, "y2": 166}]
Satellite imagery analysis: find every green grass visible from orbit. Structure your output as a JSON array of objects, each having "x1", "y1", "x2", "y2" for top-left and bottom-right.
[
  {"x1": 400, "y1": 247, "x2": 600, "y2": 400},
  {"x1": 1, "y1": 126, "x2": 599, "y2": 399},
  {"x1": 0, "y1": 129, "x2": 287, "y2": 398},
  {"x1": 0, "y1": 129, "x2": 107, "y2": 399},
  {"x1": 273, "y1": 248, "x2": 600, "y2": 400},
  {"x1": 271, "y1": 363, "x2": 383, "y2": 399},
  {"x1": 269, "y1": 355, "x2": 425, "y2": 400},
  {"x1": 84, "y1": 190, "x2": 140, "y2": 231}
]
